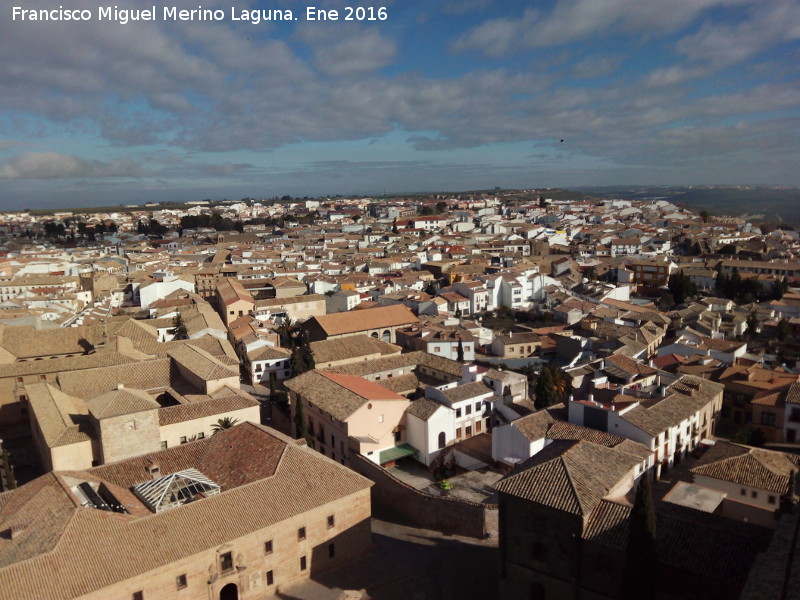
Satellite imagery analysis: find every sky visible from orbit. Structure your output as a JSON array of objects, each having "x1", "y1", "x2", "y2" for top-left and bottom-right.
[{"x1": 1, "y1": 0, "x2": 799, "y2": 208}]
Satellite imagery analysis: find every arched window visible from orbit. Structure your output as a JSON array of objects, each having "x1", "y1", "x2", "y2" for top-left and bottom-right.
[
  {"x1": 382, "y1": 329, "x2": 391, "y2": 342},
  {"x1": 438, "y1": 432, "x2": 446, "y2": 449},
  {"x1": 371, "y1": 332, "x2": 379, "y2": 339}
]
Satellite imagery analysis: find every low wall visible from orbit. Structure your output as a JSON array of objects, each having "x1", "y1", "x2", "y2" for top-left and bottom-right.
[{"x1": 350, "y1": 454, "x2": 498, "y2": 539}]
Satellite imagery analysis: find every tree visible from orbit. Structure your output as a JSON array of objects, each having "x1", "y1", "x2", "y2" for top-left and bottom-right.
[
  {"x1": 277, "y1": 317, "x2": 299, "y2": 347},
  {"x1": 667, "y1": 271, "x2": 696, "y2": 305},
  {"x1": 534, "y1": 367, "x2": 557, "y2": 409},
  {"x1": 392, "y1": 218, "x2": 398, "y2": 234},
  {"x1": 583, "y1": 266, "x2": 597, "y2": 281},
  {"x1": 548, "y1": 365, "x2": 573, "y2": 400},
  {"x1": 289, "y1": 332, "x2": 315, "y2": 376},
  {"x1": 777, "y1": 318, "x2": 790, "y2": 341},
  {"x1": 456, "y1": 338, "x2": 464, "y2": 362},
  {"x1": 294, "y1": 395, "x2": 309, "y2": 442},
  {"x1": 621, "y1": 477, "x2": 658, "y2": 600},
  {"x1": 534, "y1": 364, "x2": 573, "y2": 409},
  {"x1": 435, "y1": 201, "x2": 447, "y2": 214},
  {"x1": 211, "y1": 417, "x2": 240, "y2": 434},
  {"x1": 733, "y1": 425, "x2": 767, "y2": 447},
  {"x1": 699, "y1": 210, "x2": 710, "y2": 223},
  {"x1": 423, "y1": 280, "x2": 439, "y2": 296},
  {"x1": 746, "y1": 311, "x2": 759, "y2": 337},
  {"x1": 172, "y1": 313, "x2": 188, "y2": 340}
]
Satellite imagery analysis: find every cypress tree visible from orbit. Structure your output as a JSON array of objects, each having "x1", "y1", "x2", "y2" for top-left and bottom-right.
[
  {"x1": 622, "y1": 477, "x2": 658, "y2": 600},
  {"x1": 457, "y1": 338, "x2": 464, "y2": 362}
]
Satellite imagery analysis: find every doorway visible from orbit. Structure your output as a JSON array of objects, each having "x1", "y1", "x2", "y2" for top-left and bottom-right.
[{"x1": 220, "y1": 583, "x2": 238, "y2": 600}]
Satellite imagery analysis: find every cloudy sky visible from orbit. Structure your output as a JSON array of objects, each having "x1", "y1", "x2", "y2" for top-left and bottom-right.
[{"x1": 1, "y1": 0, "x2": 799, "y2": 208}]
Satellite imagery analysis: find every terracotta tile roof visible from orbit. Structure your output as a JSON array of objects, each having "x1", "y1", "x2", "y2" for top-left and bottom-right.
[
  {"x1": 309, "y1": 335, "x2": 400, "y2": 365},
  {"x1": 0, "y1": 423, "x2": 372, "y2": 600},
  {"x1": 495, "y1": 440, "x2": 641, "y2": 517},
  {"x1": 319, "y1": 372, "x2": 408, "y2": 402},
  {"x1": 691, "y1": 441, "x2": 799, "y2": 494},
  {"x1": 0, "y1": 351, "x2": 137, "y2": 378},
  {"x1": 406, "y1": 398, "x2": 444, "y2": 421},
  {"x1": 440, "y1": 380, "x2": 494, "y2": 404},
  {"x1": 87, "y1": 387, "x2": 159, "y2": 419},
  {"x1": 25, "y1": 383, "x2": 92, "y2": 447},
  {"x1": 546, "y1": 421, "x2": 627, "y2": 446},
  {"x1": 57, "y1": 358, "x2": 173, "y2": 399},
  {"x1": 606, "y1": 353, "x2": 657, "y2": 377},
  {"x1": 326, "y1": 350, "x2": 462, "y2": 378},
  {"x1": 513, "y1": 405, "x2": 561, "y2": 442},
  {"x1": 308, "y1": 304, "x2": 418, "y2": 336},
  {"x1": 168, "y1": 344, "x2": 239, "y2": 381},
  {"x1": 285, "y1": 370, "x2": 407, "y2": 421}
]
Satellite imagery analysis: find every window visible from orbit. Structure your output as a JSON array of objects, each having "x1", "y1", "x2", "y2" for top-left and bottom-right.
[
  {"x1": 751, "y1": 491, "x2": 758, "y2": 499},
  {"x1": 133, "y1": 593, "x2": 143, "y2": 600},
  {"x1": 176, "y1": 574, "x2": 187, "y2": 590},
  {"x1": 298, "y1": 527, "x2": 306, "y2": 540},
  {"x1": 740, "y1": 488, "x2": 746, "y2": 496},
  {"x1": 769, "y1": 495, "x2": 777, "y2": 505},
  {"x1": 475, "y1": 402, "x2": 481, "y2": 411},
  {"x1": 220, "y1": 552, "x2": 233, "y2": 572},
  {"x1": 265, "y1": 540, "x2": 273, "y2": 554},
  {"x1": 466, "y1": 425, "x2": 472, "y2": 437},
  {"x1": 466, "y1": 405, "x2": 472, "y2": 415},
  {"x1": 761, "y1": 412, "x2": 776, "y2": 427},
  {"x1": 378, "y1": 414, "x2": 384, "y2": 423},
  {"x1": 160, "y1": 441, "x2": 168, "y2": 449},
  {"x1": 327, "y1": 515, "x2": 335, "y2": 528},
  {"x1": 328, "y1": 543, "x2": 335, "y2": 558},
  {"x1": 179, "y1": 436, "x2": 187, "y2": 444},
  {"x1": 438, "y1": 432, "x2": 446, "y2": 449},
  {"x1": 266, "y1": 570, "x2": 274, "y2": 586},
  {"x1": 300, "y1": 556, "x2": 307, "y2": 571},
  {"x1": 198, "y1": 432, "x2": 205, "y2": 439},
  {"x1": 456, "y1": 427, "x2": 462, "y2": 439},
  {"x1": 456, "y1": 408, "x2": 462, "y2": 418},
  {"x1": 476, "y1": 420, "x2": 482, "y2": 432}
]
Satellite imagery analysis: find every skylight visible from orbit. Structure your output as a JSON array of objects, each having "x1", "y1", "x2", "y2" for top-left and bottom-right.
[{"x1": 132, "y1": 468, "x2": 220, "y2": 513}]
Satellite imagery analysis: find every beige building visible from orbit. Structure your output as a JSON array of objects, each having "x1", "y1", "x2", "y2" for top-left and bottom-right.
[
  {"x1": 309, "y1": 335, "x2": 402, "y2": 370},
  {"x1": 286, "y1": 370, "x2": 410, "y2": 465},
  {"x1": 216, "y1": 278, "x2": 255, "y2": 327},
  {"x1": 0, "y1": 423, "x2": 374, "y2": 600},
  {"x1": 254, "y1": 294, "x2": 327, "y2": 322},
  {"x1": 302, "y1": 304, "x2": 418, "y2": 343},
  {"x1": 26, "y1": 347, "x2": 259, "y2": 472}
]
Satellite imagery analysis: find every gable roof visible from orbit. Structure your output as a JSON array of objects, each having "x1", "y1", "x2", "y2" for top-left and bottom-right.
[{"x1": 308, "y1": 304, "x2": 418, "y2": 336}]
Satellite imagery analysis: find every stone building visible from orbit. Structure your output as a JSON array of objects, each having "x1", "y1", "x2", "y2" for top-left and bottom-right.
[{"x1": 0, "y1": 423, "x2": 374, "y2": 600}]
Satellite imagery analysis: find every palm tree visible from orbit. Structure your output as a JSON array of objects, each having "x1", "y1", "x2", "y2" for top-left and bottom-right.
[
  {"x1": 211, "y1": 417, "x2": 240, "y2": 434},
  {"x1": 549, "y1": 365, "x2": 573, "y2": 400},
  {"x1": 277, "y1": 317, "x2": 299, "y2": 347}
]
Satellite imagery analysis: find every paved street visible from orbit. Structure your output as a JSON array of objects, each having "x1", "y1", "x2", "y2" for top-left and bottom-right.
[{"x1": 277, "y1": 519, "x2": 499, "y2": 600}]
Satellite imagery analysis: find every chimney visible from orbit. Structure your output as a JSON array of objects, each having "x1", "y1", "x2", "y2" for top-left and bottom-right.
[
  {"x1": 116, "y1": 383, "x2": 125, "y2": 390},
  {"x1": 588, "y1": 394, "x2": 594, "y2": 403}
]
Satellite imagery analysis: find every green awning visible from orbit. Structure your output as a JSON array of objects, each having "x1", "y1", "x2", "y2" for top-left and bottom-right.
[{"x1": 379, "y1": 443, "x2": 418, "y2": 464}]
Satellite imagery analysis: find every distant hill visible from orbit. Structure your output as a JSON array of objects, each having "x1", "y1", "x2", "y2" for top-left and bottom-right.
[{"x1": 577, "y1": 185, "x2": 800, "y2": 226}]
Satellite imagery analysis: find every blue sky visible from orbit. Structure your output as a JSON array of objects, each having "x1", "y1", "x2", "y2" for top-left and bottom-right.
[{"x1": 1, "y1": 0, "x2": 799, "y2": 208}]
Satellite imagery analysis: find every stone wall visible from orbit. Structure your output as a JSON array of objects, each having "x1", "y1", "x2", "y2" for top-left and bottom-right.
[{"x1": 350, "y1": 454, "x2": 498, "y2": 539}]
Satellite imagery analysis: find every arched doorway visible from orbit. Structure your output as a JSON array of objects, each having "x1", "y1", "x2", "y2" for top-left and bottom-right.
[{"x1": 220, "y1": 583, "x2": 238, "y2": 600}]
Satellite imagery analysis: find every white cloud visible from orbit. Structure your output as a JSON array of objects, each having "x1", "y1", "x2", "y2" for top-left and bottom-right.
[{"x1": 0, "y1": 153, "x2": 145, "y2": 179}]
